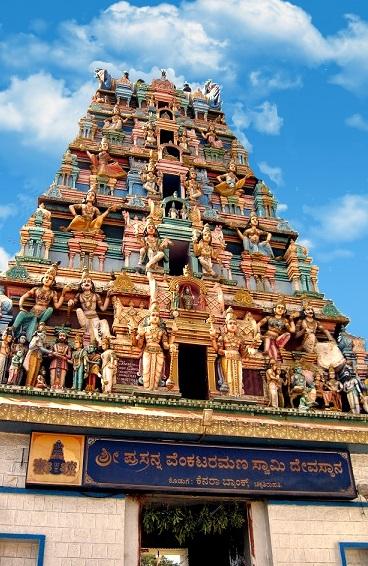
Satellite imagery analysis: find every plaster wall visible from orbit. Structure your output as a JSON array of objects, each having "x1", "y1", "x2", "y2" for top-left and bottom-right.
[{"x1": 267, "y1": 501, "x2": 368, "y2": 566}]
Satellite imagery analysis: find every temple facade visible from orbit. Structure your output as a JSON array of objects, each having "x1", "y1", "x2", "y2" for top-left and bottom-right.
[{"x1": 0, "y1": 68, "x2": 367, "y2": 566}]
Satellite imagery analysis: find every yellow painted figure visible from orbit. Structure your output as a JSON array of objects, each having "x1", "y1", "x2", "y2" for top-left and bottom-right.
[
  {"x1": 215, "y1": 160, "x2": 248, "y2": 197},
  {"x1": 64, "y1": 189, "x2": 119, "y2": 233},
  {"x1": 131, "y1": 304, "x2": 175, "y2": 391},
  {"x1": 210, "y1": 307, "x2": 247, "y2": 397}
]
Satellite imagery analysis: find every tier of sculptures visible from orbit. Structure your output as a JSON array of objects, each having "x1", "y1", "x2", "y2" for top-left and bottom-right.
[{"x1": 0, "y1": 259, "x2": 364, "y2": 414}]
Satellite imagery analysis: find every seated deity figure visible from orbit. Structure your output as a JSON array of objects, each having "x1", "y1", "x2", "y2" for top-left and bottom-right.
[
  {"x1": 180, "y1": 286, "x2": 195, "y2": 310},
  {"x1": 130, "y1": 303, "x2": 175, "y2": 391},
  {"x1": 140, "y1": 158, "x2": 160, "y2": 196},
  {"x1": 67, "y1": 268, "x2": 111, "y2": 345},
  {"x1": 201, "y1": 122, "x2": 223, "y2": 149},
  {"x1": 87, "y1": 137, "x2": 126, "y2": 179},
  {"x1": 215, "y1": 160, "x2": 248, "y2": 197},
  {"x1": 63, "y1": 189, "x2": 120, "y2": 233},
  {"x1": 209, "y1": 307, "x2": 248, "y2": 397},
  {"x1": 144, "y1": 121, "x2": 157, "y2": 146},
  {"x1": 137, "y1": 217, "x2": 171, "y2": 273},
  {"x1": 258, "y1": 299, "x2": 296, "y2": 361},
  {"x1": 185, "y1": 168, "x2": 202, "y2": 202},
  {"x1": 236, "y1": 212, "x2": 274, "y2": 257},
  {"x1": 13, "y1": 263, "x2": 69, "y2": 342},
  {"x1": 238, "y1": 312, "x2": 262, "y2": 354},
  {"x1": 192, "y1": 224, "x2": 218, "y2": 277}
]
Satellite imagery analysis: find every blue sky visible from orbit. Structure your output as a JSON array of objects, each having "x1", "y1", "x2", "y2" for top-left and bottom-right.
[{"x1": 0, "y1": 0, "x2": 367, "y2": 342}]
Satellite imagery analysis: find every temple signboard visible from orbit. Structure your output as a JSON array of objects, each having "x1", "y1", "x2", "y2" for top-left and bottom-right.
[{"x1": 83, "y1": 438, "x2": 356, "y2": 498}]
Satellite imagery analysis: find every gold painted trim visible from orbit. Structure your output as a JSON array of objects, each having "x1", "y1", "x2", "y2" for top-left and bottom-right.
[{"x1": 1, "y1": 397, "x2": 368, "y2": 444}]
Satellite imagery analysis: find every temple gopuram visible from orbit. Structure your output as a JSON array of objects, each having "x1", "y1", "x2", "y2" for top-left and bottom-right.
[{"x1": 0, "y1": 68, "x2": 368, "y2": 566}]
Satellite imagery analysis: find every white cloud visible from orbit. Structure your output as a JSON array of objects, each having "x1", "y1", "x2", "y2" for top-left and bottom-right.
[
  {"x1": 328, "y1": 14, "x2": 368, "y2": 93},
  {"x1": 0, "y1": 205, "x2": 16, "y2": 221},
  {"x1": 304, "y1": 194, "x2": 368, "y2": 242},
  {"x1": 277, "y1": 203, "x2": 288, "y2": 212},
  {"x1": 231, "y1": 101, "x2": 283, "y2": 139},
  {"x1": 258, "y1": 161, "x2": 284, "y2": 185},
  {"x1": 345, "y1": 113, "x2": 368, "y2": 132},
  {"x1": 0, "y1": 247, "x2": 12, "y2": 272},
  {"x1": 298, "y1": 238, "x2": 314, "y2": 250},
  {"x1": 249, "y1": 69, "x2": 302, "y2": 95},
  {"x1": 0, "y1": 73, "x2": 94, "y2": 150}
]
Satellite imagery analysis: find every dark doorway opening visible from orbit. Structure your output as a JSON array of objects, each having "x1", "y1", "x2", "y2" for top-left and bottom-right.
[
  {"x1": 179, "y1": 344, "x2": 208, "y2": 400},
  {"x1": 160, "y1": 129, "x2": 174, "y2": 144},
  {"x1": 169, "y1": 240, "x2": 188, "y2": 276},
  {"x1": 163, "y1": 174, "x2": 181, "y2": 198},
  {"x1": 141, "y1": 502, "x2": 250, "y2": 566}
]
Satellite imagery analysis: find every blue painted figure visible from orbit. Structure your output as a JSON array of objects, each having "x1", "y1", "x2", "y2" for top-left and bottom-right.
[{"x1": 12, "y1": 263, "x2": 68, "y2": 342}]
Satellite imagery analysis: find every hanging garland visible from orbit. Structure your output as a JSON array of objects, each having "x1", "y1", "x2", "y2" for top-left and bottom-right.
[{"x1": 142, "y1": 503, "x2": 246, "y2": 545}]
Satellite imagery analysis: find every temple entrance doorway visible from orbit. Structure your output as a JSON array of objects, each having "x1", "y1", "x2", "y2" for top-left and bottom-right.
[
  {"x1": 140, "y1": 501, "x2": 250, "y2": 566},
  {"x1": 178, "y1": 344, "x2": 208, "y2": 400}
]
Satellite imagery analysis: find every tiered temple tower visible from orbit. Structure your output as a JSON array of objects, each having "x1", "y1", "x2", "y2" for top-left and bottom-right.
[{"x1": 0, "y1": 67, "x2": 368, "y2": 566}]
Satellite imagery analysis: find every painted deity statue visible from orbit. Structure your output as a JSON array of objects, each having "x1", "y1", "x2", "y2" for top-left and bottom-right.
[
  {"x1": 140, "y1": 158, "x2": 160, "y2": 196},
  {"x1": 209, "y1": 307, "x2": 248, "y2": 397},
  {"x1": 87, "y1": 137, "x2": 126, "y2": 179},
  {"x1": 236, "y1": 212, "x2": 274, "y2": 257},
  {"x1": 185, "y1": 168, "x2": 202, "y2": 202},
  {"x1": 6, "y1": 335, "x2": 28, "y2": 385},
  {"x1": 83, "y1": 343, "x2": 101, "y2": 392},
  {"x1": 49, "y1": 330, "x2": 72, "y2": 390},
  {"x1": 137, "y1": 217, "x2": 171, "y2": 273},
  {"x1": 342, "y1": 365, "x2": 362, "y2": 414},
  {"x1": 266, "y1": 359, "x2": 283, "y2": 408},
  {"x1": 215, "y1": 160, "x2": 248, "y2": 197},
  {"x1": 7, "y1": 345, "x2": 26, "y2": 385},
  {"x1": 23, "y1": 322, "x2": 51, "y2": 387},
  {"x1": 296, "y1": 304, "x2": 345, "y2": 370},
  {"x1": 68, "y1": 269, "x2": 111, "y2": 345},
  {"x1": 322, "y1": 366, "x2": 343, "y2": 411},
  {"x1": 180, "y1": 286, "x2": 195, "y2": 310},
  {"x1": 193, "y1": 224, "x2": 218, "y2": 277},
  {"x1": 131, "y1": 303, "x2": 175, "y2": 391},
  {"x1": 63, "y1": 189, "x2": 120, "y2": 233},
  {"x1": 258, "y1": 300, "x2": 296, "y2": 361},
  {"x1": 295, "y1": 304, "x2": 334, "y2": 353},
  {"x1": 201, "y1": 122, "x2": 223, "y2": 149},
  {"x1": 238, "y1": 312, "x2": 262, "y2": 354},
  {"x1": 13, "y1": 263, "x2": 69, "y2": 342},
  {"x1": 71, "y1": 334, "x2": 86, "y2": 391},
  {"x1": 0, "y1": 329, "x2": 13, "y2": 383},
  {"x1": 144, "y1": 121, "x2": 157, "y2": 146},
  {"x1": 100, "y1": 336, "x2": 117, "y2": 394}
]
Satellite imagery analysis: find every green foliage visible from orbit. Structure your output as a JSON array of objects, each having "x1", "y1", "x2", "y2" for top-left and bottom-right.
[
  {"x1": 142, "y1": 503, "x2": 246, "y2": 545},
  {"x1": 141, "y1": 555, "x2": 176, "y2": 566}
]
